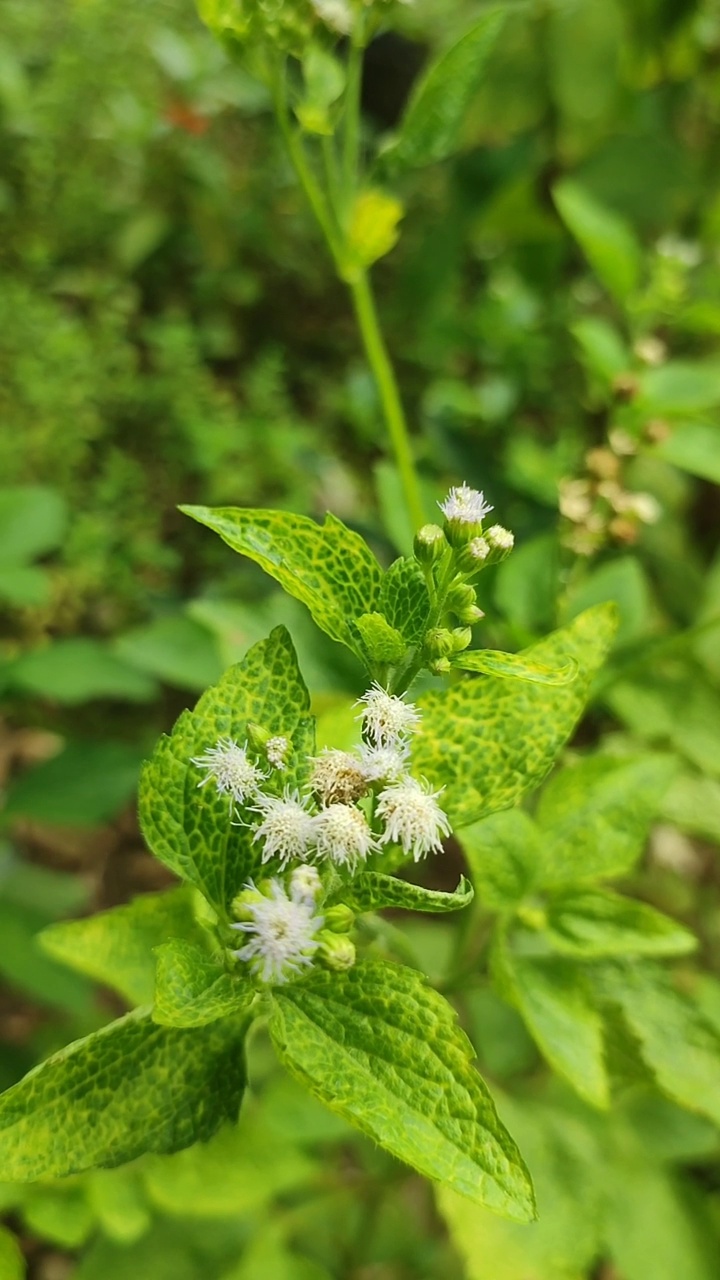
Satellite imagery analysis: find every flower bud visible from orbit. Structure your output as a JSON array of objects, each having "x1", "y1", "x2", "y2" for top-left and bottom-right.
[
  {"x1": 450, "y1": 627, "x2": 472, "y2": 654},
  {"x1": 231, "y1": 884, "x2": 267, "y2": 922},
  {"x1": 455, "y1": 603, "x2": 485, "y2": 626},
  {"x1": 446, "y1": 583, "x2": 476, "y2": 614},
  {"x1": 413, "y1": 523, "x2": 446, "y2": 566},
  {"x1": 317, "y1": 930, "x2": 356, "y2": 971},
  {"x1": 428, "y1": 656, "x2": 451, "y2": 676},
  {"x1": 486, "y1": 525, "x2": 514, "y2": 560},
  {"x1": 246, "y1": 721, "x2": 270, "y2": 752},
  {"x1": 455, "y1": 536, "x2": 491, "y2": 575},
  {"x1": 425, "y1": 627, "x2": 454, "y2": 659},
  {"x1": 323, "y1": 903, "x2": 355, "y2": 933}
]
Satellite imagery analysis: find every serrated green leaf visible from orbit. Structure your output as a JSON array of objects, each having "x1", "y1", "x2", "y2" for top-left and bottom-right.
[
  {"x1": 543, "y1": 889, "x2": 696, "y2": 959},
  {"x1": 591, "y1": 962, "x2": 720, "y2": 1126},
  {"x1": 153, "y1": 940, "x2": 255, "y2": 1028},
  {"x1": 535, "y1": 753, "x2": 677, "y2": 887},
  {"x1": 269, "y1": 959, "x2": 535, "y2": 1221},
  {"x1": 0, "y1": 1008, "x2": 248, "y2": 1180},
  {"x1": 459, "y1": 809, "x2": 542, "y2": 911},
  {"x1": 386, "y1": 8, "x2": 508, "y2": 171},
  {"x1": 139, "y1": 627, "x2": 314, "y2": 912},
  {"x1": 493, "y1": 934, "x2": 609, "y2": 1108},
  {"x1": 337, "y1": 872, "x2": 473, "y2": 915},
  {"x1": 553, "y1": 180, "x2": 642, "y2": 303},
  {"x1": 412, "y1": 605, "x2": 617, "y2": 829},
  {"x1": 379, "y1": 557, "x2": 431, "y2": 645},
  {"x1": 180, "y1": 506, "x2": 382, "y2": 658},
  {"x1": 451, "y1": 649, "x2": 577, "y2": 685},
  {"x1": 350, "y1": 612, "x2": 406, "y2": 666},
  {"x1": 39, "y1": 889, "x2": 206, "y2": 1006},
  {"x1": 0, "y1": 1224, "x2": 24, "y2": 1280}
]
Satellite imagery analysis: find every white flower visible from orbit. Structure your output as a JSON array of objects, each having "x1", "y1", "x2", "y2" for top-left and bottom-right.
[
  {"x1": 290, "y1": 864, "x2": 323, "y2": 904},
  {"x1": 191, "y1": 738, "x2": 264, "y2": 805},
  {"x1": 376, "y1": 776, "x2": 452, "y2": 861},
  {"x1": 309, "y1": 748, "x2": 368, "y2": 805},
  {"x1": 313, "y1": 803, "x2": 378, "y2": 871},
  {"x1": 357, "y1": 742, "x2": 409, "y2": 783},
  {"x1": 356, "y1": 682, "x2": 421, "y2": 746},
  {"x1": 266, "y1": 735, "x2": 290, "y2": 770},
  {"x1": 486, "y1": 524, "x2": 514, "y2": 551},
  {"x1": 252, "y1": 789, "x2": 316, "y2": 868},
  {"x1": 466, "y1": 536, "x2": 490, "y2": 562},
  {"x1": 311, "y1": 0, "x2": 352, "y2": 32},
  {"x1": 439, "y1": 483, "x2": 493, "y2": 525},
  {"x1": 231, "y1": 879, "x2": 323, "y2": 985}
]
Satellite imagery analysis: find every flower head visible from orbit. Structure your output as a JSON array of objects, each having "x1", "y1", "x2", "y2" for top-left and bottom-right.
[
  {"x1": 310, "y1": 0, "x2": 352, "y2": 32},
  {"x1": 313, "y1": 803, "x2": 378, "y2": 871},
  {"x1": 376, "y1": 776, "x2": 452, "y2": 861},
  {"x1": 310, "y1": 749, "x2": 369, "y2": 805},
  {"x1": 252, "y1": 789, "x2": 315, "y2": 868},
  {"x1": 439, "y1": 484, "x2": 493, "y2": 525},
  {"x1": 191, "y1": 738, "x2": 264, "y2": 805},
  {"x1": 356, "y1": 682, "x2": 421, "y2": 746},
  {"x1": 357, "y1": 741, "x2": 409, "y2": 784},
  {"x1": 266, "y1": 735, "x2": 291, "y2": 770},
  {"x1": 290, "y1": 864, "x2": 323, "y2": 905},
  {"x1": 231, "y1": 878, "x2": 323, "y2": 985},
  {"x1": 486, "y1": 524, "x2": 514, "y2": 551}
]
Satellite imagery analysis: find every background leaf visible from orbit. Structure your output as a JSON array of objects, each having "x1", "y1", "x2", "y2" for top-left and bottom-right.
[{"x1": 553, "y1": 179, "x2": 642, "y2": 302}]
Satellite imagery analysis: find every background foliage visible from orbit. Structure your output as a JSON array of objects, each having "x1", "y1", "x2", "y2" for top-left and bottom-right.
[{"x1": 1, "y1": 0, "x2": 720, "y2": 1276}]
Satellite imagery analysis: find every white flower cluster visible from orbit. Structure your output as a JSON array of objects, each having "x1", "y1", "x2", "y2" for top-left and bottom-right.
[{"x1": 191, "y1": 683, "x2": 451, "y2": 985}]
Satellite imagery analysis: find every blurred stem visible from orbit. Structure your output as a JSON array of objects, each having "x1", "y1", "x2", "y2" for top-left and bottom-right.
[
  {"x1": 342, "y1": 9, "x2": 365, "y2": 199},
  {"x1": 350, "y1": 272, "x2": 425, "y2": 530}
]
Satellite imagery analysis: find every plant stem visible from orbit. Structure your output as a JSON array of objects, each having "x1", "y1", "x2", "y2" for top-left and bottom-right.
[
  {"x1": 342, "y1": 11, "x2": 365, "y2": 200},
  {"x1": 349, "y1": 271, "x2": 425, "y2": 530}
]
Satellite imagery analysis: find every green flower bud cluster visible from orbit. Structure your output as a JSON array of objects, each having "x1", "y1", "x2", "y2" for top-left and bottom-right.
[{"x1": 197, "y1": 0, "x2": 340, "y2": 57}]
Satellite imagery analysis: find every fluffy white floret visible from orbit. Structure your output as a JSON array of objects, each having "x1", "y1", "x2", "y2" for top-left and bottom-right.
[
  {"x1": 311, "y1": 0, "x2": 352, "y2": 32},
  {"x1": 252, "y1": 789, "x2": 315, "y2": 867},
  {"x1": 313, "y1": 803, "x2": 378, "y2": 871},
  {"x1": 232, "y1": 879, "x2": 323, "y2": 985},
  {"x1": 356, "y1": 682, "x2": 421, "y2": 746},
  {"x1": 310, "y1": 748, "x2": 368, "y2": 805},
  {"x1": 357, "y1": 742, "x2": 409, "y2": 783},
  {"x1": 376, "y1": 776, "x2": 452, "y2": 861},
  {"x1": 191, "y1": 738, "x2": 264, "y2": 805},
  {"x1": 486, "y1": 524, "x2": 514, "y2": 550},
  {"x1": 266, "y1": 735, "x2": 290, "y2": 770},
  {"x1": 290, "y1": 864, "x2": 323, "y2": 904},
  {"x1": 439, "y1": 483, "x2": 493, "y2": 524}
]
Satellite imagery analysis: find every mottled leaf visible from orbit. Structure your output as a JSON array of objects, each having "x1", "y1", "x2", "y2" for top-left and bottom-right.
[
  {"x1": 153, "y1": 939, "x2": 255, "y2": 1028},
  {"x1": 452, "y1": 649, "x2": 577, "y2": 685},
  {"x1": 544, "y1": 889, "x2": 696, "y2": 959},
  {"x1": 338, "y1": 872, "x2": 473, "y2": 915},
  {"x1": 180, "y1": 506, "x2": 382, "y2": 657},
  {"x1": 379, "y1": 557, "x2": 431, "y2": 645},
  {"x1": 412, "y1": 605, "x2": 617, "y2": 828},
  {"x1": 0, "y1": 1008, "x2": 248, "y2": 1180},
  {"x1": 39, "y1": 889, "x2": 205, "y2": 1006},
  {"x1": 269, "y1": 960, "x2": 535, "y2": 1221},
  {"x1": 350, "y1": 612, "x2": 406, "y2": 667}
]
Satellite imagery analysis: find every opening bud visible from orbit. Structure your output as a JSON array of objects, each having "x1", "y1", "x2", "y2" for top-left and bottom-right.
[
  {"x1": 456, "y1": 536, "x2": 491, "y2": 575},
  {"x1": 486, "y1": 525, "x2": 514, "y2": 560},
  {"x1": 413, "y1": 523, "x2": 446, "y2": 566},
  {"x1": 317, "y1": 931, "x2": 356, "y2": 972},
  {"x1": 231, "y1": 883, "x2": 268, "y2": 922}
]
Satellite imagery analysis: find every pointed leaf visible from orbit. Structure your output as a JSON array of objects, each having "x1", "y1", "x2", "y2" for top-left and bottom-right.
[
  {"x1": 180, "y1": 506, "x2": 382, "y2": 658},
  {"x1": 153, "y1": 939, "x2": 255, "y2": 1027},
  {"x1": 379, "y1": 557, "x2": 431, "y2": 644},
  {"x1": 269, "y1": 960, "x2": 535, "y2": 1221},
  {"x1": 544, "y1": 889, "x2": 697, "y2": 959},
  {"x1": 553, "y1": 180, "x2": 642, "y2": 303},
  {"x1": 0, "y1": 1226, "x2": 24, "y2": 1280},
  {"x1": 338, "y1": 872, "x2": 473, "y2": 915},
  {"x1": 39, "y1": 889, "x2": 206, "y2": 1006},
  {"x1": 460, "y1": 809, "x2": 542, "y2": 911},
  {"x1": 451, "y1": 649, "x2": 577, "y2": 685},
  {"x1": 0, "y1": 1008, "x2": 248, "y2": 1180},
  {"x1": 386, "y1": 8, "x2": 509, "y2": 171},
  {"x1": 412, "y1": 605, "x2": 617, "y2": 828},
  {"x1": 139, "y1": 627, "x2": 314, "y2": 912}
]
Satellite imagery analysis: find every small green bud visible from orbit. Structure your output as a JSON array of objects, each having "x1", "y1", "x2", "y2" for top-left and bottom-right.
[
  {"x1": 450, "y1": 627, "x2": 472, "y2": 653},
  {"x1": 429, "y1": 656, "x2": 451, "y2": 676},
  {"x1": 455, "y1": 536, "x2": 491, "y2": 575},
  {"x1": 230, "y1": 884, "x2": 266, "y2": 922},
  {"x1": 246, "y1": 721, "x2": 270, "y2": 752},
  {"x1": 485, "y1": 525, "x2": 515, "y2": 562},
  {"x1": 446, "y1": 582, "x2": 476, "y2": 613},
  {"x1": 455, "y1": 603, "x2": 485, "y2": 626},
  {"x1": 323, "y1": 903, "x2": 355, "y2": 933},
  {"x1": 317, "y1": 930, "x2": 356, "y2": 972},
  {"x1": 413, "y1": 523, "x2": 446, "y2": 565},
  {"x1": 425, "y1": 627, "x2": 454, "y2": 659}
]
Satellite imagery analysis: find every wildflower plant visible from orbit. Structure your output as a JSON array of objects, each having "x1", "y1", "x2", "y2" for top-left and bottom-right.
[{"x1": 0, "y1": 0, "x2": 717, "y2": 1248}]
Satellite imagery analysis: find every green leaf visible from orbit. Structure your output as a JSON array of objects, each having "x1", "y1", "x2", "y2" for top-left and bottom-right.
[
  {"x1": 86, "y1": 1167, "x2": 151, "y2": 1245},
  {"x1": 562, "y1": 556, "x2": 653, "y2": 648},
  {"x1": 0, "y1": 485, "x2": 66, "y2": 564},
  {"x1": 180, "y1": 506, "x2": 382, "y2": 658},
  {"x1": 493, "y1": 935, "x2": 609, "y2": 1108},
  {"x1": 23, "y1": 1185, "x2": 93, "y2": 1248},
  {"x1": 2, "y1": 740, "x2": 146, "y2": 827},
  {"x1": 412, "y1": 605, "x2": 617, "y2": 828},
  {"x1": 0, "y1": 898, "x2": 94, "y2": 1016},
  {"x1": 6, "y1": 639, "x2": 157, "y2": 704},
  {"x1": 0, "y1": 564, "x2": 50, "y2": 607},
  {"x1": 139, "y1": 627, "x2": 314, "y2": 912},
  {"x1": 553, "y1": 179, "x2": 642, "y2": 303},
  {"x1": 535, "y1": 753, "x2": 677, "y2": 887},
  {"x1": 661, "y1": 771, "x2": 720, "y2": 843},
  {"x1": 592, "y1": 962, "x2": 720, "y2": 1126},
  {"x1": 636, "y1": 362, "x2": 720, "y2": 415},
  {"x1": 338, "y1": 872, "x2": 473, "y2": 915},
  {"x1": 269, "y1": 959, "x2": 535, "y2": 1221},
  {"x1": 0, "y1": 1008, "x2": 248, "y2": 1180},
  {"x1": 379, "y1": 556, "x2": 431, "y2": 645},
  {"x1": 451, "y1": 649, "x2": 577, "y2": 685},
  {"x1": 350, "y1": 612, "x2": 406, "y2": 667},
  {"x1": 153, "y1": 940, "x2": 255, "y2": 1028},
  {"x1": 460, "y1": 809, "x2": 542, "y2": 911},
  {"x1": 386, "y1": 8, "x2": 509, "y2": 171},
  {"x1": 114, "y1": 616, "x2": 222, "y2": 693},
  {"x1": 0, "y1": 1224, "x2": 24, "y2": 1280},
  {"x1": 543, "y1": 888, "x2": 696, "y2": 959},
  {"x1": 39, "y1": 889, "x2": 206, "y2": 1006},
  {"x1": 649, "y1": 419, "x2": 720, "y2": 484},
  {"x1": 604, "y1": 1161, "x2": 720, "y2": 1280},
  {"x1": 571, "y1": 316, "x2": 630, "y2": 387}
]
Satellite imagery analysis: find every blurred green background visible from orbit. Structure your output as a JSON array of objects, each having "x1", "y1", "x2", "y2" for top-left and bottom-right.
[{"x1": 1, "y1": 0, "x2": 720, "y2": 1276}]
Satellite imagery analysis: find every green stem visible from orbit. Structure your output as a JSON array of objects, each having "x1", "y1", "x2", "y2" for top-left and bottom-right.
[
  {"x1": 349, "y1": 272, "x2": 425, "y2": 530},
  {"x1": 342, "y1": 11, "x2": 365, "y2": 200}
]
